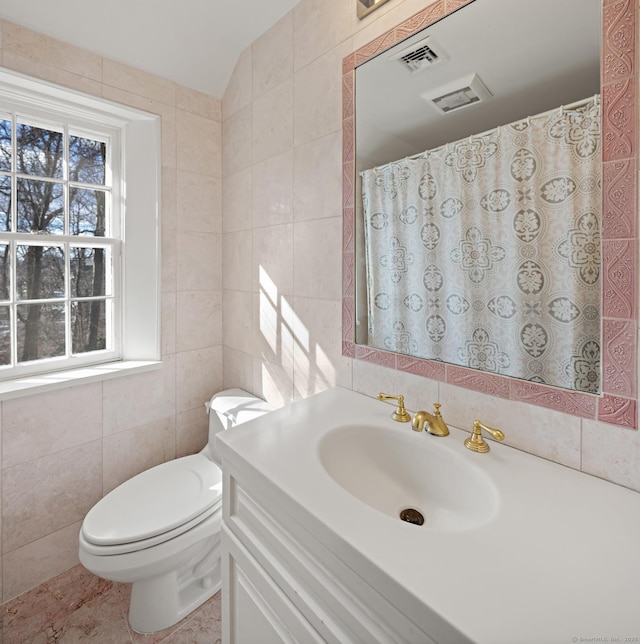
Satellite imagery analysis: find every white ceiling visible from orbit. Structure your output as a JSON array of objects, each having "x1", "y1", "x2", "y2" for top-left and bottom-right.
[{"x1": 0, "y1": 0, "x2": 301, "y2": 98}]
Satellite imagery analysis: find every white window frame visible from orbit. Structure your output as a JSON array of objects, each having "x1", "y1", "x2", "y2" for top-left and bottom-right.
[{"x1": 0, "y1": 68, "x2": 161, "y2": 399}]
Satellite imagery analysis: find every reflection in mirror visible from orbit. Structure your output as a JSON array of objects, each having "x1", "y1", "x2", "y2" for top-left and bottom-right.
[{"x1": 354, "y1": 0, "x2": 602, "y2": 393}]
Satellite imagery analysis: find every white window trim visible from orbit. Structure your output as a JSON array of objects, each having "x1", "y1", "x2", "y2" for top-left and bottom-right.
[{"x1": 0, "y1": 68, "x2": 162, "y2": 400}]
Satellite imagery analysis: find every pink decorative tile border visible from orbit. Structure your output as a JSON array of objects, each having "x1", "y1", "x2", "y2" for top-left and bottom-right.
[{"x1": 342, "y1": 0, "x2": 638, "y2": 429}]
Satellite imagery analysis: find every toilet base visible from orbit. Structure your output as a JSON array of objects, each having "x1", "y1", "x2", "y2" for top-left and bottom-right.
[
  {"x1": 128, "y1": 534, "x2": 221, "y2": 634},
  {"x1": 80, "y1": 510, "x2": 223, "y2": 635}
]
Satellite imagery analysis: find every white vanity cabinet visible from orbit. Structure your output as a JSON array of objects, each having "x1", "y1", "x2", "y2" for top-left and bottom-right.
[
  {"x1": 220, "y1": 463, "x2": 445, "y2": 644},
  {"x1": 217, "y1": 388, "x2": 640, "y2": 644}
]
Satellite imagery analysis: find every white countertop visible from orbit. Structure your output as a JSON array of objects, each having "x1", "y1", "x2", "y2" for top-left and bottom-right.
[{"x1": 217, "y1": 387, "x2": 640, "y2": 644}]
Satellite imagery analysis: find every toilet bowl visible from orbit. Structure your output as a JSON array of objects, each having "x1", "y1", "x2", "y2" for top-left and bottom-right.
[{"x1": 78, "y1": 388, "x2": 269, "y2": 634}]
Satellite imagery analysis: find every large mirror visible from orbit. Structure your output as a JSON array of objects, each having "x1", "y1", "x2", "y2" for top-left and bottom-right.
[
  {"x1": 342, "y1": 0, "x2": 638, "y2": 427},
  {"x1": 355, "y1": 0, "x2": 601, "y2": 394}
]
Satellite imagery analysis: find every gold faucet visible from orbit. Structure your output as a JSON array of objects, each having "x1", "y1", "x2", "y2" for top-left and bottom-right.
[
  {"x1": 464, "y1": 419, "x2": 505, "y2": 453},
  {"x1": 377, "y1": 392, "x2": 411, "y2": 422},
  {"x1": 411, "y1": 403, "x2": 449, "y2": 436}
]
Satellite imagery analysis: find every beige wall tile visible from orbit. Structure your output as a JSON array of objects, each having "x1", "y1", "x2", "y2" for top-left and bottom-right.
[
  {"x1": 102, "y1": 59, "x2": 176, "y2": 105},
  {"x1": 252, "y1": 79, "x2": 293, "y2": 165},
  {"x1": 223, "y1": 290, "x2": 253, "y2": 355},
  {"x1": 102, "y1": 417, "x2": 176, "y2": 494},
  {"x1": 253, "y1": 13, "x2": 293, "y2": 100},
  {"x1": 162, "y1": 165, "x2": 178, "y2": 233},
  {"x1": 294, "y1": 373, "x2": 342, "y2": 401},
  {"x1": 1, "y1": 21, "x2": 101, "y2": 80},
  {"x1": 176, "y1": 110, "x2": 222, "y2": 177},
  {"x1": 352, "y1": 359, "x2": 439, "y2": 415},
  {"x1": 177, "y1": 170, "x2": 221, "y2": 234},
  {"x1": 176, "y1": 407, "x2": 209, "y2": 458},
  {"x1": 162, "y1": 230, "x2": 177, "y2": 293},
  {"x1": 162, "y1": 292, "x2": 177, "y2": 356},
  {"x1": 254, "y1": 291, "x2": 295, "y2": 373},
  {"x1": 1, "y1": 52, "x2": 102, "y2": 96},
  {"x1": 2, "y1": 384, "x2": 102, "y2": 469},
  {"x1": 292, "y1": 0, "x2": 352, "y2": 72},
  {"x1": 223, "y1": 230, "x2": 253, "y2": 292},
  {"x1": 252, "y1": 151, "x2": 294, "y2": 228},
  {"x1": 176, "y1": 290, "x2": 223, "y2": 352},
  {"x1": 223, "y1": 346, "x2": 255, "y2": 393},
  {"x1": 2, "y1": 442, "x2": 101, "y2": 553},
  {"x1": 439, "y1": 384, "x2": 582, "y2": 469},
  {"x1": 222, "y1": 104, "x2": 253, "y2": 177},
  {"x1": 293, "y1": 131, "x2": 342, "y2": 221},
  {"x1": 159, "y1": 104, "x2": 178, "y2": 170},
  {"x1": 102, "y1": 358, "x2": 176, "y2": 436},
  {"x1": 582, "y1": 419, "x2": 640, "y2": 491},
  {"x1": 176, "y1": 232, "x2": 222, "y2": 292},
  {"x1": 292, "y1": 297, "x2": 352, "y2": 390},
  {"x1": 176, "y1": 86, "x2": 221, "y2": 121},
  {"x1": 223, "y1": 167, "x2": 253, "y2": 232},
  {"x1": 253, "y1": 223, "x2": 294, "y2": 297},
  {"x1": 176, "y1": 346, "x2": 223, "y2": 413},
  {"x1": 293, "y1": 217, "x2": 342, "y2": 300},
  {"x1": 293, "y1": 42, "x2": 349, "y2": 147},
  {"x1": 253, "y1": 357, "x2": 294, "y2": 409},
  {"x1": 2, "y1": 521, "x2": 81, "y2": 602}
]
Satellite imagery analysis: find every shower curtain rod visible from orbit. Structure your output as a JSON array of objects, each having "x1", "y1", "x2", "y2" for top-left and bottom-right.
[{"x1": 383, "y1": 94, "x2": 601, "y2": 167}]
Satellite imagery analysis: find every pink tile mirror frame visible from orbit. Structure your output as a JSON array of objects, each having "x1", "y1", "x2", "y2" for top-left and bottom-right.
[{"x1": 342, "y1": 0, "x2": 638, "y2": 429}]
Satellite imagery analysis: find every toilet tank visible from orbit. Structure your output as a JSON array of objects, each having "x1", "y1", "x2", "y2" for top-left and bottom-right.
[{"x1": 203, "y1": 388, "x2": 270, "y2": 465}]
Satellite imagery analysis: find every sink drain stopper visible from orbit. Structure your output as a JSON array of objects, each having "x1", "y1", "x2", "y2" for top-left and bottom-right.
[{"x1": 399, "y1": 508, "x2": 424, "y2": 526}]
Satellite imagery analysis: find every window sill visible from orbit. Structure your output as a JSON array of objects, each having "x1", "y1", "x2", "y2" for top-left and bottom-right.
[{"x1": 0, "y1": 360, "x2": 162, "y2": 401}]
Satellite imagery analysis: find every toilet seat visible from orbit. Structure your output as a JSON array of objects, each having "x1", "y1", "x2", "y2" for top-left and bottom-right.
[{"x1": 82, "y1": 454, "x2": 222, "y2": 555}]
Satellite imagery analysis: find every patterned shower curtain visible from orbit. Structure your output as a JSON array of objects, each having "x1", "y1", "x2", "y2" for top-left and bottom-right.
[{"x1": 362, "y1": 96, "x2": 601, "y2": 393}]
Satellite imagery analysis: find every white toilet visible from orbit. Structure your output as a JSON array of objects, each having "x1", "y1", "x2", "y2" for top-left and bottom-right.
[{"x1": 78, "y1": 388, "x2": 269, "y2": 634}]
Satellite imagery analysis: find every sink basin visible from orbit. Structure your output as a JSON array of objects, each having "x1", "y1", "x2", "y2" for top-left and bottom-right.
[{"x1": 317, "y1": 424, "x2": 498, "y2": 530}]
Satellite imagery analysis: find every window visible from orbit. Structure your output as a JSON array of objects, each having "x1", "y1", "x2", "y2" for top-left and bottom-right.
[
  {"x1": 0, "y1": 69, "x2": 160, "y2": 391},
  {"x1": 0, "y1": 113, "x2": 119, "y2": 374}
]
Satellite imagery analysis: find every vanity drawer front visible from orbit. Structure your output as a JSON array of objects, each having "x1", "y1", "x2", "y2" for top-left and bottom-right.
[
  {"x1": 222, "y1": 525, "x2": 324, "y2": 644},
  {"x1": 225, "y1": 472, "x2": 436, "y2": 644}
]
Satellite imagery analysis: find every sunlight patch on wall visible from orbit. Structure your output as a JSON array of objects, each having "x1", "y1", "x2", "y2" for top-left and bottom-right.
[{"x1": 258, "y1": 264, "x2": 337, "y2": 405}]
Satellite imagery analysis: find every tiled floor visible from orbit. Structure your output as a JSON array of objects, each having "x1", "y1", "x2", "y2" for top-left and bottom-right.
[{"x1": 1, "y1": 565, "x2": 223, "y2": 643}]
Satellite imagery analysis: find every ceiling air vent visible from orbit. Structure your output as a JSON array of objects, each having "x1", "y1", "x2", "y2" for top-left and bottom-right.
[
  {"x1": 421, "y1": 74, "x2": 493, "y2": 114},
  {"x1": 392, "y1": 36, "x2": 448, "y2": 73}
]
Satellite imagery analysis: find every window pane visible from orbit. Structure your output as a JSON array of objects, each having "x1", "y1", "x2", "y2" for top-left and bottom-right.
[
  {"x1": 16, "y1": 122, "x2": 63, "y2": 178},
  {"x1": 70, "y1": 187, "x2": 107, "y2": 236},
  {"x1": 17, "y1": 178, "x2": 64, "y2": 233},
  {"x1": 17, "y1": 302, "x2": 66, "y2": 362},
  {"x1": 0, "y1": 119, "x2": 11, "y2": 172},
  {"x1": 72, "y1": 300, "x2": 106, "y2": 353},
  {"x1": 71, "y1": 247, "x2": 108, "y2": 297},
  {"x1": 16, "y1": 245, "x2": 65, "y2": 300},
  {"x1": 0, "y1": 305, "x2": 9, "y2": 365},
  {"x1": 0, "y1": 243, "x2": 9, "y2": 301},
  {"x1": 0, "y1": 175, "x2": 10, "y2": 231},
  {"x1": 69, "y1": 136, "x2": 106, "y2": 185}
]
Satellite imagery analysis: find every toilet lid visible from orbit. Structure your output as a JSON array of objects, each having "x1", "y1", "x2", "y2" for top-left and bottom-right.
[{"x1": 82, "y1": 454, "x2": 222, "y2": 546}]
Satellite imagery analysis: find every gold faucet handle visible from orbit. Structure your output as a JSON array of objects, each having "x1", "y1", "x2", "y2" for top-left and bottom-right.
[
  {"x1": 464, "y1": 419, "x2": 505, "y2": 453},
  {"x1": 377, "y1": 392, "x2": 412, "y2": 423}
]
